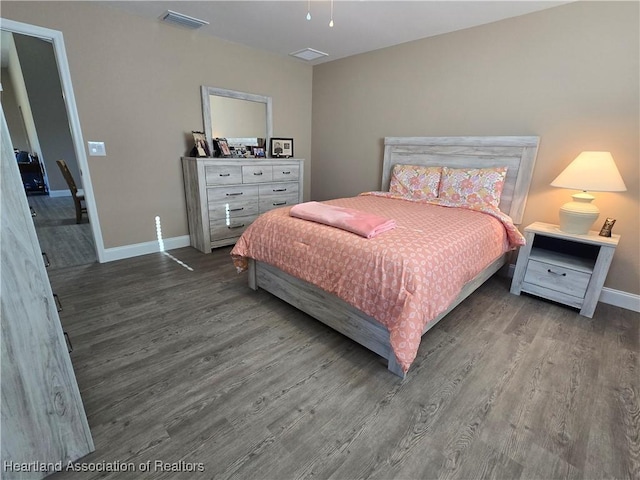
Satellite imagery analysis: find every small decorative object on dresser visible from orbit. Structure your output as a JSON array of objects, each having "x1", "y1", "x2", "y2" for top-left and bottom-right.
[
  {"x1": 599, "y1": 217, "x2": 616, "y2": 237},
  {"x1": 270, "y1": 138, "x2": 293, "y2": 158},
  {"x1": 510, "y1": 221, "x2": 620, "y2": 318},
  {"x1": 213, "y1": 138, "x2": 232, "y2": 157},
  {"x1": 181, "y1": 157, "x2": 304, "y2": 252},
  {"x1": 191, "y1": 131, "x2": 210, "y2": 157}
]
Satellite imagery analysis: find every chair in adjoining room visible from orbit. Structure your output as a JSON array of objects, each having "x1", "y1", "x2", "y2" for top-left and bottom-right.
[{"x1": 56, "y1": 159, "x2": 87, "y2": 223}]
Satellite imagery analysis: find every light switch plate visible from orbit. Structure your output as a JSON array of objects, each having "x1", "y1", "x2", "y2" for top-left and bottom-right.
[{"x1": 88, "y1": 141, "x2": 106, "y2": 156}]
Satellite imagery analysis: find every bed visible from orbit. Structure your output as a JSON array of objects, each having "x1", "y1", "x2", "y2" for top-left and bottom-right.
[{"x1": 231, "y1": 136, "x2": 539, "y2": 378}]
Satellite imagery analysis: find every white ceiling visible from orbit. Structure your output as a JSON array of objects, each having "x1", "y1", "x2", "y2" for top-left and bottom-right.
[{"x1": 99, "y1": 1, "x2": 570, "y2": 65}]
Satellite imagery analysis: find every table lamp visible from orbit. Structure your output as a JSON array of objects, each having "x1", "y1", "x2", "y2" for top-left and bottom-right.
[{"x1": 550, "y1": 151, "x2": 626, "y2": 235}]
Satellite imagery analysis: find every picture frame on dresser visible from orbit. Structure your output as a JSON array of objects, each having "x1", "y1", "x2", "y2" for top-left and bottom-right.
[
  {"x1": 270, "y1": 138, "x2": 293, "y2": 158},
  {"x1": 191, "y1": 131, "x2": 211, "y2": 158},
  {"x1": 213, "y1": 138, "x2": 232, "y2": 157}
]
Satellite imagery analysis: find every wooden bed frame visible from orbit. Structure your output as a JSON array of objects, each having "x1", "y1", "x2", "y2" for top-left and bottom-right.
[{"x1": 247, "y1": 136, "x2": 540, "y2": 378}]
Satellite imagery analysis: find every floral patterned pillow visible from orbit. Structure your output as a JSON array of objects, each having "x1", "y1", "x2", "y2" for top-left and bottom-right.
[
  {"x1": 438, "y1": 166, "x2": 508, "y2": 208},
  {"x1": 388, "y1": 164, "x2": 442, "y2": 200}
]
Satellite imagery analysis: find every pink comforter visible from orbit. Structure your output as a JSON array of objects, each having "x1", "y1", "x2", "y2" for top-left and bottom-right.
[{"x1": 231, "y1": 194, "x2": 523, "y2": 373}]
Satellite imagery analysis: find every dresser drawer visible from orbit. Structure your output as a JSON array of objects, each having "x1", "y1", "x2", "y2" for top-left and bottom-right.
[
  {"x1": 208, "y1": 197, "x2": 259, "y2": 220},
  {"x1": 258, "y1": 182, "x2": 299, "y2": 198},
  {"x1": 207, "y1": 185, "x2": 259, "y2": 203},
  {"x1": 259, "y1": 194, "x2": 299, "y2": 213},
  {"x1": 205, "y1": 165, "x2": 242, "y2": 185},
  {"x1": 242, "y1": 165, "x2": 273, "y2": 183},
  {"x1": 524, "y1": 259, "x2": 590, "y2": 298},
  {"x1": 272, "y1": 165, "x2": 300, "y2": 182},
  {"x1": 210, "y1": 214, "x2": 258, "y2": 241}
]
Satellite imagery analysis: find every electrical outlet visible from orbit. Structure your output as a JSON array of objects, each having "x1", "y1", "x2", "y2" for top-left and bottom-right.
[{"x1": 88, "y1": 141, "x2": 106, "y2": 156}]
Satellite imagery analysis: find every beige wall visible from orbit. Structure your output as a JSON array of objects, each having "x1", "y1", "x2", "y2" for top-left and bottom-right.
[
  {"x1": 2, "y1": 1, "x2": 313, "y2": 248},
  {"x1": 312, "y1": 1, "x2": 639, "y2": 296}
]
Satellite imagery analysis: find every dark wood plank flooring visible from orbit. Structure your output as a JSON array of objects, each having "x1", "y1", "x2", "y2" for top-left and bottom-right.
[
  {"x1": 29, "y1": 193, "x2": 96, "y2": 269},
  {"x1": 47, "y1": 247, "x2": 639, "y2": 480}
]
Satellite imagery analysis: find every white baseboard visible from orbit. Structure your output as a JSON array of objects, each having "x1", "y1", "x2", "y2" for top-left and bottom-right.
[
  {"x1": 102, "y1": 235, "x2": 191, "y2": 263},
  {"x1": 506, "y1": 263, "x2": 639, "y2": 313},
  {"x1": 49, "y1": 189, "x2": 71, "y2": 197},
  {"x1": 599, "y1": 287, "x2": 640, "y2": 313}
]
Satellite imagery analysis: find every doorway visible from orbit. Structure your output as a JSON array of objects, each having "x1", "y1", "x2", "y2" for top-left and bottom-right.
[{"x1": 0, "y1": 18, "x2": 105, "y2": 266}]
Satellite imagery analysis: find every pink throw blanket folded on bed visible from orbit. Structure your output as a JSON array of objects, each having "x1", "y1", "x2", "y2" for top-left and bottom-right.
[{"x1": 290, "y1": 201, "x2": 396, "y2": 239}]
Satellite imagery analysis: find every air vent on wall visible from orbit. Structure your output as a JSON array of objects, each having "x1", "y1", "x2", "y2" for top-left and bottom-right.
[
  {"x1": 289, "y1": 48, "x2": 329, "y2": 62},
  {"x1": 160, "y1": 10, "x2": 209, "y2": 29}
]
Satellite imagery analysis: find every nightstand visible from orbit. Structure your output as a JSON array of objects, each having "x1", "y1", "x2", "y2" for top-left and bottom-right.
[{"x1": 510, "y1": 221, "x2": 619, "y2": 318}]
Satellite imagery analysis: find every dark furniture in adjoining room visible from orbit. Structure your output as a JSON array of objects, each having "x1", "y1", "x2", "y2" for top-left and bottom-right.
[{"x1": 56, "y1": 159, "x2": 86, "y2": 223}]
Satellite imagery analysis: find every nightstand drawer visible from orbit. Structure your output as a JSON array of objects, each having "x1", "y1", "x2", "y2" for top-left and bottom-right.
[{"x1": 524, "y1": 259, "x2": 590, "y2": 298}]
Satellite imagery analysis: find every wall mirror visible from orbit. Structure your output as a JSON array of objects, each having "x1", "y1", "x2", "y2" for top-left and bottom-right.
[{"x1": 201, "y1": 86, "x2": 272, "y2": 157}]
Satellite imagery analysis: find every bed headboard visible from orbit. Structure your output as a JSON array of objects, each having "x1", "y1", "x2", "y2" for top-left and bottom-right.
[{"x1": 381, "y1": 136, "x2": 540, "y2": 224}]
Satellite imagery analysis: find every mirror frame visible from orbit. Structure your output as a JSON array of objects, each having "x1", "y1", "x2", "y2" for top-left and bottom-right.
[{"x1": 201, "y1": 86, "x2": 272, "y2": 156}]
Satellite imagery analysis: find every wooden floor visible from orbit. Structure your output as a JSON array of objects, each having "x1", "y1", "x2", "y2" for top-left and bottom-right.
[
  {"x1": 29, "y1": 193, "x2": 96, "y2": 269},
  {"x1": 48, "y1": 247, "x2": 639, "y2": 480}
]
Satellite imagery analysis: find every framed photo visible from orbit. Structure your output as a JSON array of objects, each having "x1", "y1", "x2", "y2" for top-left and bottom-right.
[
  {"x1": 214, "y1": 138, "x2": 232, "y2": 157},
  {"x1": 269, "y1": 138, "x2": 293, "y2": 158},
  {"x1": 192, "y1": 131, "x2": 211, "y2": 157},
  {"x1": 253, "y1": 147, "x2": 265, "y2": 158},
  {"x1": 599, "y1": 218, "x2": 616, "y2": 237}
]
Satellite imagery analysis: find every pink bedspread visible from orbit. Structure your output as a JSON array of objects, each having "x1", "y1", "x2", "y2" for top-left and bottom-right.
[
  {"x1": 231, "y1": 194, "x2": 522, "y2": 373},
  {"x1": 290, "y1": 201, "x2": 396, "y2": 238}
]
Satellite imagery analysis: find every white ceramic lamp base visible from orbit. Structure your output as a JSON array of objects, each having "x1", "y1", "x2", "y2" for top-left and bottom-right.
[{"x1": 558, "y1": 192, "x2": 599, "y2": 235}]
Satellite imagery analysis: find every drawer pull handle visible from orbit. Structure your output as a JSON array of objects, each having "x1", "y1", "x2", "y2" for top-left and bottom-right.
[
  {"x1": 42, "y1": 252, "x2": 50, "y2": 268},
  {"x1": 53, "y1": 293, "x2": 63, "y2": 312},
  {"x1": 273, "y1": 202, "x2": 286, "y2": 206},
  {"x1": 229, "y1": 207, "x2": 244, "y2": 212},
  {"x1": 64, "y1": 332, "x2": 73, "y2": 353},
  {"x1": 282, "y1": 171, "x2": 291, "y2": 175},
  {"x1": 228, "y1": 224, "x2": 245, "y2": 229},
  {"x1": 253, "y1": 172, "x2": 263, "y2": 176},
  {"x1": 30, "y1": 206, "x2": 37, "y2": 217},
  {"x1": 219, "y1": 173, "x2": 231, "y2": 177},
  {"x1": 273, "y1": 188, "x2": 287, "y2": 192},
  {"x1": 547, "y1": 269, "x2": 567, "y2": 277},
  {"x1": 226, "y1": 192, "x2": 243, "y2": 196}
]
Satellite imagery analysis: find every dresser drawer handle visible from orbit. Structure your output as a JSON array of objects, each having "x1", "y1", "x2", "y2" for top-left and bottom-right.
[
  {"x1": 273, "y1": 202, "x2": 286, "y2": 206},
  {"x1": 53, "y1": 293, "x2": 63, "y2": 312},
  {"x1": 273, "y1": 188, "x2": 287, "y2": 192},
  {"x1": 228, "y1": 224, "x2": 245, "y2": 229},
  {"x1": 219, "y1": 173, "x2": 231, "y2": 177},
  {"x1": 547, "y1": 269, "x2": 567, "y2": 277},
  {"x1": 42, "y1": 252, "x2": 50, "y2": 268},
  {"x1": 226, "y1": 192, "x2": 243, "y2": 196},
  {"x1": 281, "y1": 171, "x2": 291, "y2": 175},
  {"x1": 229, "y1": 207, "x2": 244, "y2": 212},
  {"x1": 253, "y1": 172, "x2": 263, "y2": 176}
]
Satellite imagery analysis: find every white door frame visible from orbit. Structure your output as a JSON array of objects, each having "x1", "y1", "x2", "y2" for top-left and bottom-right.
[{"x1": 0, "y1": 18, "x2": 105, "y2": 262}]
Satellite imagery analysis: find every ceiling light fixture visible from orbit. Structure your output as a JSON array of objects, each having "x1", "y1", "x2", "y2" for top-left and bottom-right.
[
  {"x1": 159, "y1": 10, "x2": 209, "y2": 29},
  {"x1": 329, "y1": 0, "x2": 334, "y2": 27},
  {"x1": 305, "y1": 1, "x2": 334, "y2": 27}
]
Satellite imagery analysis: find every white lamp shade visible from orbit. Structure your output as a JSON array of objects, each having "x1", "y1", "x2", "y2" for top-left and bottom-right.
[{"x1": 550, "y1": 151, "x2": 627, "y2": 192}]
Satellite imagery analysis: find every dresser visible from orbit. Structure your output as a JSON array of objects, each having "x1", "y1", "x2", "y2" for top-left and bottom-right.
[
  {"x1": 182, "y1": 157, "x2": 304, "y2": 252},
  {"x1": 2, "y1": 113, "x2": 93, "y2": 476}
]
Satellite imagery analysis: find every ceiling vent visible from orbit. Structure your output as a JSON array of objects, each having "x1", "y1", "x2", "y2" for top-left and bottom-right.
[
  {"x1": 160, "y1": 10, "x2": 209, "y2": 29},
  {"x1": 289, "y1": 48, "x2": 329, "y2": 62}
]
